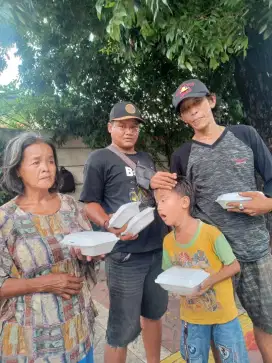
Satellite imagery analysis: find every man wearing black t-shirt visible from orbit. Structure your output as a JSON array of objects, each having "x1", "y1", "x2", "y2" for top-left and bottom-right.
[
  {"x1": 170, "y1": 79, "x2": 272, "y2": 363},
  {"x1": 80, "y1": 102, "x2": 175, "y2": 363}
]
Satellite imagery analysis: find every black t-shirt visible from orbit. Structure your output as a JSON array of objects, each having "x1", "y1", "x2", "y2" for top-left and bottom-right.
[{"x1": 80, "y1": 148, "x2": 167, "y2": 253}]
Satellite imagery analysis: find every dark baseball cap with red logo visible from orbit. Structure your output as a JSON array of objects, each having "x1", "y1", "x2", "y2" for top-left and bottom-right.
[
  {"x1": 172, "y1": 79, "x2": 210, "y2": 112},
  {"x1": 109, "y1": 102, "x2": 145, "y2": 123}
]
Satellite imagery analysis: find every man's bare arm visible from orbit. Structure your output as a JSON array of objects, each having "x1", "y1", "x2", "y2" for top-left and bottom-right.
[{"x1": 84, "y1": 202, "x2": 109, "y2": 228}]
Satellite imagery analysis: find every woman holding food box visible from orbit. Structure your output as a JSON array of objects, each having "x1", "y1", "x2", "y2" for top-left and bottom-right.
[{"x1": 0, "y1": 132, "x2": 97, "y2": 362}]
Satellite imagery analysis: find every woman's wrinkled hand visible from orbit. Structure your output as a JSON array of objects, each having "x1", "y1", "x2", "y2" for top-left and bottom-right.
[{"x1": 40, "y1": 273, "x2": 84, "y2": 300}]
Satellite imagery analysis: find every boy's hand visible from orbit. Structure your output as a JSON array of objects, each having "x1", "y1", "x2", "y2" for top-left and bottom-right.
[{"x1": 189, "y1": 276, "x2": 214, "y2": 298}]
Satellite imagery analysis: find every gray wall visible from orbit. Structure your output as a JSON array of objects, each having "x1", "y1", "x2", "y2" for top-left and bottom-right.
[{"x1": 57, "y1": 138, "x2": 91, "y2": 200}]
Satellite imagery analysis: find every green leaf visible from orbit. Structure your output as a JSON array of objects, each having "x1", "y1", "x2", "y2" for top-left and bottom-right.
[
  {"x1": 105, "y1": 1, "x2": 115, "y2": 8},
  {"x1": 111, "y1": 23, "x2": 120, "y2": 41},
  {"x1": 114, "y1": 8, "x2": 127, "y2": 18},
  {"x1": 16, "y1": 4, "x2": 26, "y2": 13},
  {"x1": 166, "y1": 29, "x2": 175, "y2": 43},
  {"x1": 161, "y1": 0, "x2": 172, "y2": 12},
  {"x1": 185, "y1": 61, "x2": 193, "y2": 72},
  {"x1": 259, "y1": 23, "x2": 268, "y2": 34},
  {"x1": 154, "y1": 3, "x2": 159, "y2": 21},
  {"x1": 96, "y1": 0, "x2": 105, "y2": 20},
  {"x1": 263, "y1": 29, "x2": 272, "y2": 40},
  {"x1": 209, "y1": 58, "x2": 219, "y2": 69},
  {"x1": 221, "y1": 53, "x2": 229, "y2": 63},
  {"x1": 166, "y1": 48, "x2": 173, "y2": 60},
  {"x1": 15, "y1": 11, "x2": 26, "y2": 25}
]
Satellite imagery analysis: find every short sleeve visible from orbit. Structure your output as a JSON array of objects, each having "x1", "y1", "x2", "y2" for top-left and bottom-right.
[
  {"x1": 80, "y1": 151, "x2": 105, "y2": 203},
  {"x1": 170, "y1": 142, "x2": 192, "y2": 176},
  {"x1": 162, "y1": 249, "x2": 172, "y2": 270},
  {"x1": 214, "y1": 233, "x2": 236, "y2": 265},
  {"x1": 76, "y1": 202, "x2": 93, "y2": 231},
  {"x1": 0, "y1": 210, "x2": 14, "y2": 288},
  {"x1": 170, "y1": 152, "x2": 182, "y2": 174},
  {"x1": 63, "y1": 195, "x2": 93, "y2": 231}
]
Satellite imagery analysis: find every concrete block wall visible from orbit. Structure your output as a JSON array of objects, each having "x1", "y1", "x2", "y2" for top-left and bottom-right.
[{"x1": 56, "y1": 138, "x2": 91, "y2": 201}]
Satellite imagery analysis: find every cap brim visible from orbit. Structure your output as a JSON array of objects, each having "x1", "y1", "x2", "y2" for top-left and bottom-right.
[
  {"x1": 110, "y1": 115, "x2": 145, "y2": 123},
  {"x1": 175, "y1": 92, "x2": 209, "y2": 112}
]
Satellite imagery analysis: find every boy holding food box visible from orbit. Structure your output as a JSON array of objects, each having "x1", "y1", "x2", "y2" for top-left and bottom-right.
[{"x1": 155, "y1": 176, "x2": 249, "y2": 362}]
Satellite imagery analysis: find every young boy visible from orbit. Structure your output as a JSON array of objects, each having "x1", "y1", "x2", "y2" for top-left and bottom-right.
[{"x1": 155, "y1": 177, "x2": 249, "y2": 363}]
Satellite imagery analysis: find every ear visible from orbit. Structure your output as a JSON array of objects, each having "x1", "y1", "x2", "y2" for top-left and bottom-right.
[
  {"x1": 16, "y1": 167, "x2": 21, "y2": 178},
  {"x1": 108, "y1": 122, "x2": 113, "y2": 133},
  {"x1": 208, "y1": 94, "x2": 216, "y2": 109},
  {"x1": 181, "y1": 196, "x2": 190, "y2": 209}
]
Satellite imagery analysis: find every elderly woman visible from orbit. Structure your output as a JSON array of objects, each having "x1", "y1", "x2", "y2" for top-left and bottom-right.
[{"x1": 0, "y1": 132, "x2": 97, "y2": 362}]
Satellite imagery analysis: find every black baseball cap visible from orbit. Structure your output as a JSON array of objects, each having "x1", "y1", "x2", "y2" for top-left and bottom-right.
[
  {"x1": 172, "y1": 79, "x2": 210, "y2": 112},
  {"x1": 109, "y1": 102, "x2": 144, "y2": 123}
]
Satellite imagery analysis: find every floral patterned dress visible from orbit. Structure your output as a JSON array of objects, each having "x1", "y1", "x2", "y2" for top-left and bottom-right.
[{"x1": 0, "y1": 194, "x2": 97, "y2": 363}]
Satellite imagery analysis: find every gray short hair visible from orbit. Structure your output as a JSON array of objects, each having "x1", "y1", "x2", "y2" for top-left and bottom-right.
[
  {"x1": 1, "y1": 132, "x2": 60, "y2": 195},
  {"x1": 173, "y1": 176, "x2": 195, "y2": 215}
]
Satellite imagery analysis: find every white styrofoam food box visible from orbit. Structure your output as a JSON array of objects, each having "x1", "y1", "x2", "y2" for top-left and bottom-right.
[
  {"x1": 215, "y1": 192, "x2": 261, "y2": 209},
  {"x1": 61, "y1": 231, "x2": 119, "y2": 256},
  {"x1": 155, "y1": 266, "x2": 210, "y2": 296},
  {"x1": 122, "y1": 207, "x2": 155, "y2": 236},
  {"x1": 108, "y1": 202, "x2": 141, "y2": 228}
]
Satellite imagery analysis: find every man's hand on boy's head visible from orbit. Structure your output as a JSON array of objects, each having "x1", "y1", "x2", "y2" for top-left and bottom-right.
[{"x1": 150, "y1": 172, "x2": 177, "y2": 190}]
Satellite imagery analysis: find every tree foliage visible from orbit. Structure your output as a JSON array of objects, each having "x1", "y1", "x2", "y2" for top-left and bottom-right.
[
  {"x1": 97, "y1": 0, "x2": 272, "y2": 72},
  {"x1": 96, "y1": 0, "x2": 272, "y2": 144},
  {"x1": 0, "y1": 0, "x2": 243, "y2": 164}
]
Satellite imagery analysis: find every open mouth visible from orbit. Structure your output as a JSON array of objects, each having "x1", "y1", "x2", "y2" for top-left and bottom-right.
[{"x1": 159, "y1": 213, "x2": 167, "y2": 220}]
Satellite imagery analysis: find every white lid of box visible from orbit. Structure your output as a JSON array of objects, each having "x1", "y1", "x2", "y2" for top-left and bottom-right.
[
  {"x1": 216, "y1": 192, "x2": 252, "y2": 202},
  {"x1": 62, "y1": 231, "x2": 119, "y2": 247},
  {"x1": 122, "y1": 207, "x2": 155, "y2": 235},
  {"x1": 108, "y1": 202, "x2": 141, "y2": 228},
  {"x1": 155, "y1": 266, "x2": 209, "y2": 289}
]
